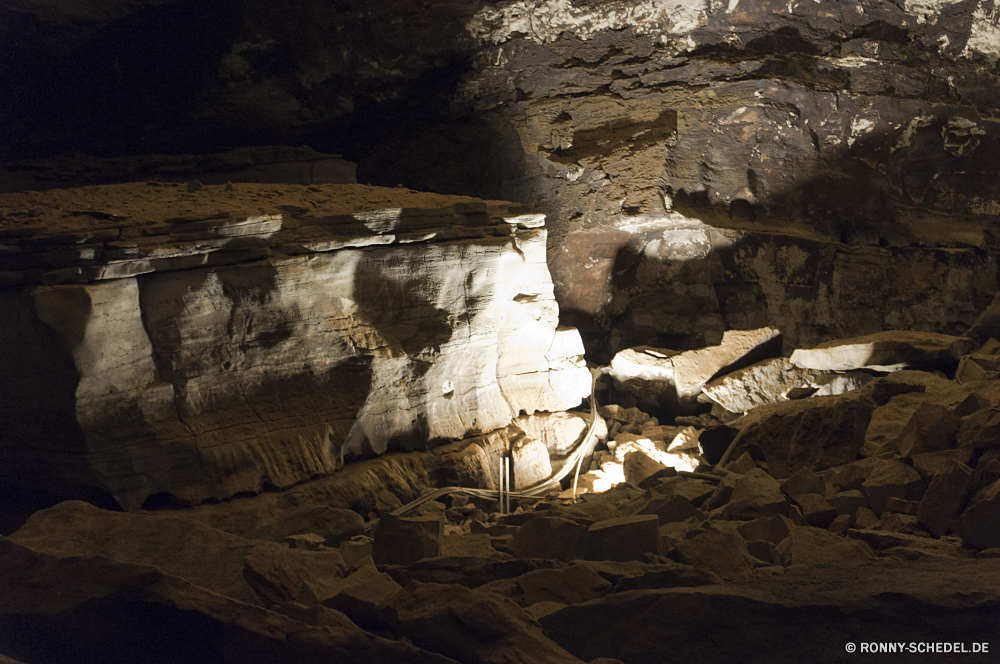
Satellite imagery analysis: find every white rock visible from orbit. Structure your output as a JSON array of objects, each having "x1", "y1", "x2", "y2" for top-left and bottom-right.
[{"x1": 790, "y1": 331, "x2": 964, "y2": 372}]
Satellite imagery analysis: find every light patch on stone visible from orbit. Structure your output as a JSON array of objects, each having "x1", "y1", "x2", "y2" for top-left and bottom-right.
[
  {"x1": 942, "y1": 116, "x2": 986, "y2": 155},
  {"x1": 963, "y1": 2, "x2": 1000, "y2": 62},
  {"x1": 820, "y1": 55, "x2": 878, "y2": 69},
  {"x1": 847, "y1": 116, "x2": 877, "y2": 148},
  {"x1": 905, "y1": 0, "x2": 965, "y2": 25},
  {"x1": 467, "y1": 0, "x2": 709, "y2": 45},
  {"x1": 727, "y1": 0, "x2": 739, "y2": 11},
  {"x1": 892, "y1": 115, "x2": 935, "y2": 153},
  {"x1": 971, "y1": 197, "x2": 1000, "y2": 215}
]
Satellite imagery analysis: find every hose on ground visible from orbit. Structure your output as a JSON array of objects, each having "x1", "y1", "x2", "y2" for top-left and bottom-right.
[{"x1": 363, "y1": 365, "x2": 723, "y2": 533}]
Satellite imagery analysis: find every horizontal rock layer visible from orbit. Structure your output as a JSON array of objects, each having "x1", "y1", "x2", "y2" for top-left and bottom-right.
[{"x1": 0, "y1": 183, "x2": 591, "y2": 510}]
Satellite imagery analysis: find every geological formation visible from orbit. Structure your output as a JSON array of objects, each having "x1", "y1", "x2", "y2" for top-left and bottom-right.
[
  {"x1": 0, "y1": 183, "x2": 591, "y2": 510},
  {"x1": 4, "y1": 1, "x2": 1000, "y2": 360}
]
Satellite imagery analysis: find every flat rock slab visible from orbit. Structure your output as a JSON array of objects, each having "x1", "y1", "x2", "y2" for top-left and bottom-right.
[
  {"x1": 539, "y1": 558, "x2": 1000, "y2": 664},
  {"x1": 790, "y1": 331, "x2": 963, "y2": 372}
]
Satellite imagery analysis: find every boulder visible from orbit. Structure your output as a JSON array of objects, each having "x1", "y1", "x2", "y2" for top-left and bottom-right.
[
  {"x1": 439, "y1": 534, "x2": 508, "y2": 559},
  {"x1": 699, "y1": 357, "x2": 819, "y2": 414},
  {"x1": 724, "y1": 468, "x2": 789, "y2": 520},
  {"x1": 641, "y1": 495, "x2": 704, "y2": 524},
  {"x1": 7, "y1": 500, "x2": 350, "y2": 607},
  {"x1": 242, "y1": 543, "x2": 342, "y2": 606},
  {"x1": 828, "y1": 514, "x2": 853, "y2": 536},
  {"x1": 775, "y1": 527, "x2": 874, "y2": 566},
  {"x1": 957, "y1": 408, "x2": 1000, "y2": 450},
  {"x1": 673, "y1": 523, "x2": 755, "y2": 581},
  {"x1": 790, "y1": 331, "x2": 963, "y2": 372},
  {"x1": 727, "y1": 391, "x2": 873, "y2": 478},
  {"x1": 0, "y1": 537, "x2": 455, "y2": 664},
  {"x1": 954, "y1": 480, "x2": 1000, "y2": 550},
  {"x1": 736, "y1": 516, "x2": 795, "y2": 546},
  {"x1": 622, "y1": 448, "x2": 667, "y2": 487},
  {"x1": 861, "y1": 460, "x2": 926, "y2": 516},
  {"x1": 780, "y1": 467, "x2": 826, "y2": 499},
  {"x1": 854, "y1": 507, "x2": 880, "y2": 530},
  {"x1": 510, "y1": 434, "x2": 553, "y2": 490},
  {"x1": 320, "y1": 557, "x2": 403, "y2": 627},
  {"x1": 827, "y1": 490, "x2": 870, "y2": 516},
  {"x1": 477, "y1": 564, "x2": 613, "y2": 607},
  {"x1": 916, "y1": 461, "x2": 974, "y2": 537},
  {"x1": 514, "y1": 411, "x2": 607, "y2": 456},
  {"x1": 372, "y1": 514, "x2": 443, "y2": 566},
  {"x1": 892, "y1": 404, "x2": 959, "y2": 457},
  {"x1": 339, "y1": 537, "x2": 374, "y2": 570},
  {"x1": 910, "y1": 449, "x2": 976, "y2": 481},
  {"x1": 812, "y1": 371, "x2": 876, "y2": 396},
  {"x1": 512, "y1": 517, "x2": 587, "y2": 562},
  {"x1": 248, "y1": 505, "x2": 365, "y2": 548},
  {"x1": 380, "y1": 582, "x2": 586, "y2": 664},
  {"x1": 580, "y1": 515, "x2": 661, "y2": 562},
  {"x1": 884, "y1": 498, "x2": 921, "y2": 516},
  {"x1": 793, "y1": 493, "x2": 838, "y2": 529},
  {"x1": 609, "y1": 328, "x2": 781, "y2": 413}
]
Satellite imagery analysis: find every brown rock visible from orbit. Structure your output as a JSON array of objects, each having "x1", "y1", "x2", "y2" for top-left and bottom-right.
[
  {"x1": 790, "y1": 331, "x2": 963, "y2": 372},
  {"x1": 854, "y1": 507, "x2": 880, "y2": 530},
  {"x1": 893, "y1": 404, "x2": 959, "y2": 457},
  {"x1": 826, "y1": 490, "x2": 870, "y2": 516},
  {"x1": 824, "y1": 458, "x2": 879, "y2": 492},
  {"x1": 780, "y1": 466, "x2": 826, "y2": 500},
  {"x1": 876, "y1": 513, "x2": 923, "y2": 535},
  {"x1": 794, "y1": 493, "x2": 838, "y2": 529},
  {"x1": 0, "y1": 538, "x2": 457, "y2": 664},
  {"x1": 440, "y1": 534, "x2": 508, "y2": 559},
  {"x1": 954, "y1": 480, "x2": 1000, "y2": 550},
  {"x1": 643, "y1": 494, "x2": 705, "y2": 524},
  {"x1": 477, "y1": 564, "x2": 613, "y2": 607},
  {"x1": 372, "y1": 514, "x2": 443, "y2": 566},
  {"x1": 828, "y1": 514, "x2": 853, "y2": 536},
  {"x1": 581, "y1": 515, "x2": 660, "y2": 562},
  {"x1": 339, "y1": 536, "x2": 374, "y2": 569},
  {"x1": 910, "y1": 448, "x2": 975, "y2": 481},
  {"x1": 775, "y1": 527, "x2": 874, "y2": 566},
  {"x1": 746, "y1": 539, "x2": 779, "y2": 566},
  {"x1": 321, "y1": 557, "x2": 403, "y2": 625},
  {"x1": 724, "y1": 468, "x2": 789, "y2": 519},
  {"x1": 242, "y1": 543, "x2": 342, "y2": 607},
  {"x1": 512, "y1": 517, "x2": 587, "y2": 561},
  {"x1": 917, "y1": 461, "x2": 974, "y2": 537},
  {"x1": 248, "y1": 505, "x2": 365, "y2": 547},
  {"x1": 673, "y1": 523, "x2": 755, "y2": 581},
  {"x1": 861, "y1": 460, "x2": 926, "y2": 516},
  {"x1": 884, "y1": 498, "x2": 921, "y2": 516},
  {"x1": 380, "y1": 581, "x2": 585, "y2": 664},
  {"x1": 735, "y1": 515, "x2": 795, "y2": 545},
  {"x1": 975, "y1": 457, "x2": 1000, "y2": 493},
  {"x1": 957, "y1": 408, "x2": 1000, "y2": 449},
  {"x1": 952, "y1": 392, "x2": 991, "y2": 417},
  {"x1": 622, "y1": 448, "x2": 667, "y2": 486}
]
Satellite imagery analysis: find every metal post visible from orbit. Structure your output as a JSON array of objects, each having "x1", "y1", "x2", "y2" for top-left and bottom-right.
[{"x1": 504, "y1": 457, "x2": 511, "y2": 514}]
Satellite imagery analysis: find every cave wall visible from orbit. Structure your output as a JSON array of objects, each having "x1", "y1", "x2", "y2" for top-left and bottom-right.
[{"x1": 3, "y1": 0, "x2": 1000, "y2": 359}]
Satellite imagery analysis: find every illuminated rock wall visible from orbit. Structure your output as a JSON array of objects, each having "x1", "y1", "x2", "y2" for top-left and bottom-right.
[{"x1": 0, "y1": 184, "x2": 591, "y2": 509}]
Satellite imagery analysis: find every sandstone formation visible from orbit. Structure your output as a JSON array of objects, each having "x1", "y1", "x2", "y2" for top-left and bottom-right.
[{"x1": 0, "y1": 183, "x2": 591, "y2": 509}]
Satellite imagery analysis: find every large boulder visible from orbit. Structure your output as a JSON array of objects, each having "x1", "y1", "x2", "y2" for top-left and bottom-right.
[
  {"x1": 0, "y1": 537, "x2": 455, "y2": 664},
  {"x1": 699, "y1": 358, "x2": 820, "y2": 413},
  {"x1": 916, "y1": 461, "x2": 974, "y2": 537},
  {"x1": 379, "y1": 582, "x2": 586, "y2": 664},
  {"x1": 954, "y1": 480, "x2": 1000, "y2": 550},
  {"x1": 609, "y1": 328, "x2": 781, "y2": 414},
  {"x1": 790, "y1": 331, "x2": 964, "y2": 373}
]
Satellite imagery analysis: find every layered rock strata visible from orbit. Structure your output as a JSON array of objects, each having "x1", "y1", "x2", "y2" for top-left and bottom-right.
[{"x1": 0, "y1": 183, "x2": 591, "y2": 509}]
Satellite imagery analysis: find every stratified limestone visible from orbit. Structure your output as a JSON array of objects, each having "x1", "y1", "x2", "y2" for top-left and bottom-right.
[
  {"x1": 609, "y1": 328, "x2": 781, "y2": 414},
  {"x1": 0, "y1": 184, "x2": 591, "y2": 509},
  {"x1": 790, "y1": 331, "x2": 964, "y2": 373}
]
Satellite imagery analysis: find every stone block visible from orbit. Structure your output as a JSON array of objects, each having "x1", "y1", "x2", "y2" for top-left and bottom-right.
[
  {"x1": 700, "y1": 357, "x2": 818, "y2": 414},
  {"x1": 861, "y1": 460, "x2": 926, "y2": 516},
  {"x1": 828, "y1": 514, "x2": 853, "y2": 536},
  {"x1": 673, "y1": 524, "x2": 755, "y2": 581},
  {"x1": 827, "y1": 490, "x2": 870, "y2": 516},
  {"x1": 894, "y1": 404, "x2": 959, "y2": 457},
  {"x1": 372, "y1": 514, "x2": 442, "y2": 566},
  {"x1": 724, "y1": 468, "x2": 789, "y2": 519},
  {"x1": 916, "y1": 461, "x2": 974, "y2": 537},
  {"x1": 780, "y1": 466, "x2": 826, "y2": 500},
  {"x1": 581, "y1": 515, "x2": 661, "y2": 562},
  {"x1": 954, "y1": 480, "x2": 1000, "y2": 550},
  {"x1": 854, "y1": 507, "x2": 880, "y2": 530},
  {"x1": 884, "y1": 498, "x2": 921, "y2": 516},
  {"x1": 439, "y1": 534, "x2": 506, "y2": 559},
  {"x1": 790, "y1": 331, "x2": 963, "y2": 372},
  {"x1": 644, "y1": 495, "x2": 704, "y2": 524},
  {"x1": 775, "y1": 527, "x2": 874, "y2": 567},
  {"x1": 622, "y1": 448, "x2": 667, "y2": 487},
  {"x1": 794, "y1": 493, "x2": 838, "y2": 529},
  {"x1": 957, "y1": 408, "x2": 1000, "y2": 450},
  {"x1": 910, "y1": 449, "x2": 975, "y2": 482},
  {"x1": 735, "y1": 515, "x2": 795, "y2": 545},
  {"x1": 512, "y1": 517, "x2": 587, "y2": 561},
  {"x1": 339, "y1": 537, "x2": 373, "y2": 570},
  {"x1": 250, "y1": 506, "x2": 365, "y2": 548},
  {"x1": 320, "y1": 557, "x2": 402, "y2": 625}
]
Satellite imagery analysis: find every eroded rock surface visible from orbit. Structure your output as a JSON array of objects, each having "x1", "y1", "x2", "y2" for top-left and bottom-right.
[{"x1": 0, "y1": 183, "x2": 591, "y2": 509}]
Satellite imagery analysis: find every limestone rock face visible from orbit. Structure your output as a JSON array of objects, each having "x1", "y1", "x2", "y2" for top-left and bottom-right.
[
  {"x1": 790, "y1": 331, "x2": 964, "y2": 373},
  {"x1": 0, "y1": 184, "x2": 591, "y2": 509}
]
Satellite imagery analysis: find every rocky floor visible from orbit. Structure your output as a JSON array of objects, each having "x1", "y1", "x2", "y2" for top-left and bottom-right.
[{"x1": 5, "y1": 319, "x2": 1000, "y2": 662}]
